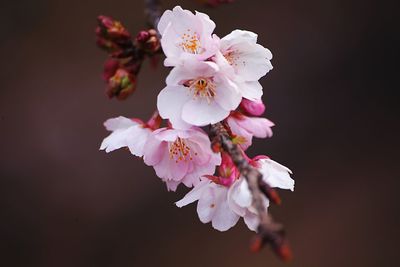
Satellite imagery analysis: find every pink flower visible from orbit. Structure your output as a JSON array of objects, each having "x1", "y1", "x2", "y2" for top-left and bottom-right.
[
  {"x1": 157, "y1": 6, "x2": 218, "y2": 67},
  {"x1": 143, "y1": 127, "x2": 221, "y2": 191},
  {"x1": 157, "y1": 60, "x2": 242, "y2": 129},
  {"x1": 100, "y1": 116, "x2": 152, "y2": 157},
  {"x1": 177, "y1": 156, "x2": 294, "y2": 232},
  {"x1": 227, "y1": 112, "x2": 274, "y2": 150}
]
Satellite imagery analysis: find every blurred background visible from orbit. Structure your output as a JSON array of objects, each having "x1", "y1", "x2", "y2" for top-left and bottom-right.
[{"x1": 0, "y1": 0, "x2": 398, "y2": 266}]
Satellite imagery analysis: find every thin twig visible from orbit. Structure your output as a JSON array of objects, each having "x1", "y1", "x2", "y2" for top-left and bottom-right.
[
  {"x1": 210, "y1": 122, "x2": 292, "y2": 260},
  {"x1": 144, "y1": 0, "x2": 162, "y2": 29}
]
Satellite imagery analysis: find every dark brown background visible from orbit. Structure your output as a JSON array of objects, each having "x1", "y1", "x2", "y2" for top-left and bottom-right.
[{"x1": 1, "y1": 0, "x2": 398, "y2": 266}]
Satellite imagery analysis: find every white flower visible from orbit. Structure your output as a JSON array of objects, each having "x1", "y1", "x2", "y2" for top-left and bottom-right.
[
  {"x1": 176, "y1": 179, "x2": 240, "y2": 231},
  {"x1": 176, "y1": 158, "x2": 294, "y2": 232},
  {"x1": 100, "y1": 116, "x2": 151, "y2": 157},
  {"x1": 157, "y1": 60, "x2": 242, "y2": 129},
  {"x1": 214, "y1": 30, "x2": 273, "y2": 100},
  {"x1": 157, "y1": 6, "x2": 219, "y2": 67},
  {"x1": 219, "y1": 29, "x2": 273, "y2": 82}
]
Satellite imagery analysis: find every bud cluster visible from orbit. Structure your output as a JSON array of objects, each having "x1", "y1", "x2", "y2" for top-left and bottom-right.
[{"x1": 96, "y1": 16, "x2": 161, "y2": 100}]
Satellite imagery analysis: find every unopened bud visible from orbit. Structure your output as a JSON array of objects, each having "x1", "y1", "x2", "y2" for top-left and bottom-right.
[
  {"x1": 135, "y1": 29, "x2": 161, "y2": 54},
  {"x1": 240, "y1": 98, "x2": 266, "y2": 116},
  {"x1": 97, "y1": 15, "x2": 131, "y2": 40},
  {"x1": 106, "y1": 69, "x2": 136, "y2": 100},
  {"x1": 103, "y1": 59, "x2": 120, "y2": 81}
]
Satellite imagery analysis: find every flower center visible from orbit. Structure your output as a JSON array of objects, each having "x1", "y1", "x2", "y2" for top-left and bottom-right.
[
  {"x1": 179, "y1": 29, "x2": 202, "y2": 54},
  {"x1": 169, "y1": 137, "x2": 197, "y2": 163},
  {"x1": 186, "y1": 78, "x2": 216, "y2": 103},
  {"x1": 224, "y1": 50, "x2": 239, "y2": 66}
]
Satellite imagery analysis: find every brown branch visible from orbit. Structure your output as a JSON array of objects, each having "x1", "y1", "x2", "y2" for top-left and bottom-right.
[
  {"x1": 210, "y1": 122, "x2": 292, "y2": 261},
  {"x1": 144, "y1": 0, "x2": 162, "y2": 29}
]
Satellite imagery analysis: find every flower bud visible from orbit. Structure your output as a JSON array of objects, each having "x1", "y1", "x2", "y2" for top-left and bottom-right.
[
  {"x1": 135, "y1": 29, "x2": 161, "y2": 55},
  {"x1": 103, "y1": 59, "x2": 120, "y2": 81},
  {"x1": 106, "y1": 69, "x2": 136, "y2": 100},
  {"x1": 97, "y1": 15, "x2": 131, "y2": 40},
  {"x1": 240, "y1": 98, "x2": 266, "y2": 116}
]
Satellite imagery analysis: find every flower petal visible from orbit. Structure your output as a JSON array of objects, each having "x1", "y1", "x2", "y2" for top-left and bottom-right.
[{"x1": 157, "y1": 85, "x2": 192, "y2": 129}]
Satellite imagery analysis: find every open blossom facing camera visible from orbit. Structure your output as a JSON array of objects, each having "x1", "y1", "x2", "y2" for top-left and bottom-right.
[
  {"x1": 143, "y1": 127, "x2": 221, "y2": 191},
  {"x1": 157, "y1": 6, "x2": 218, "y2": 67},
  {"x1": 97, "y1": 4, "x2": 295, "y2": 257},
  {"x1": 158, "y1": 60, "x2": 242, "y2": 129}
]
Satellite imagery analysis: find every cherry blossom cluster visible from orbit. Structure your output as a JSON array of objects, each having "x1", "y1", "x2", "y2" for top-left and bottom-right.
[{"x1": 100, "y1": 6, "x2": 294, "y2": 233}]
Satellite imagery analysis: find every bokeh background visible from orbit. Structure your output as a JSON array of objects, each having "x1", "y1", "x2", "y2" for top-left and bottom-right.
[{"x1": 1, "y1": 0, "x2": 398, "y2": 266}]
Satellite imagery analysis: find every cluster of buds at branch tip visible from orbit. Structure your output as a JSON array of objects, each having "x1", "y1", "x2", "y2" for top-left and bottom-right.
[
  {"x1": 96, "y1": 16, "x2": 162, "y2": 100},
  {"x1": 96, "y1": 15, "x2": 132, "y2": 52}
]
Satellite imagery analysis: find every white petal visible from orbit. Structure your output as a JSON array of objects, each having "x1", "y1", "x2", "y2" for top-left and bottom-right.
[
  {"x1": 182, "y1": 98, "x2": 230, "y2": 126},
  {"x1": 260, "y1": 159, "x2": 295, "y2": 191},
  {"x1": 103, "y1": 116, "x2": 136, "y2": 131},
  {"x1": 243, "y1": 211, "x2": 259, "y2": 232},
  {"x1": 176, "y1": 180, "x2": 210, "y2": 207},
  {"x1": 231, "y1": 178, "x2": 252, "y2": 208},
  {"x1": 157, "y1": 85, "x2": 192, "y2": 129},
  {"x1": 220, "y1": 30, "x2": 258, "y2": 51},
  {"x1": 211, "y1": 187, "x2": 240, "y2": 231},
  {"x1": 125, "y1": 127, "x2": 151, "y2": 157},
  {"x1": 213, "y1": 76, "x2": 242, "y2": 111},
  {"x1": 239, "y1": 81, "x2": 263, "y2": 101},
  {"x1": 197, "y1": 186, "x2": 217, "y2": 223},
  {"x1": 157, "y1": 9, "x2": 172, "y2": 35}
]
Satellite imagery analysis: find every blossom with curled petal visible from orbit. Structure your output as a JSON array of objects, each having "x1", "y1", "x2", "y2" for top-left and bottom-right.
[
  {"x1": 100, "y1": 116, "x2": 152, "y2": 157},
  {"x1": 227, "y1": 111, "x2": 274, "y2": 150},
  {"x1": 157, "y1": 60, "x2": 242, "y2": 129},
  {"x1": 143, "y1": 127, "x2": 221, "y2": 191},
  {"x1": 176, "y1": 157, "x2": 294, "y2": 231},
  {"x1": 157, "y1": 6, "x2": 218, "y2": 67}
]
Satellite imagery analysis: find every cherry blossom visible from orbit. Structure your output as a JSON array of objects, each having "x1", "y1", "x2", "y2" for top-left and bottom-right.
[
  {"x1": 157, "y1": 6, "x2": 219, "y2": 67},
  {"x1": 176, "y1": 156, "x2": 294, "y2": 231},
  {"x1": 143, "y1": 127, "x2": 221, "y2": 191},
  {"x1": 100, "y1": 116, "x2": 152, "y2": 157},
  {"x1": 227, "y1": 111, "x2": 274, "y2": 150},
  {"x1": 157, "y1": 60, "x2": 242, "y2": 129},
  {"x1": 218, "y1": 29, "x2": 273, "y2": 83}
]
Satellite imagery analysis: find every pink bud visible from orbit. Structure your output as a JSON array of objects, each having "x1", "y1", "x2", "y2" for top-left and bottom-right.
[
  {"x1": 240, "y1": 99, "x2": 266, "y2": 116},
  {"x1": 217, "y1": 152, "x2": 240, "y2": 186},
  {"x1": 97, "y1": 15, "x2": 131, "y2": 40},
  {"x1": 135, "y1": 29, "x2": 161, "y2": 55},
  {"x1": 103, "y1": 59, "x2": 120, "y2": 81},
  {"x1": 106, "y1": 69, "x2": 136, "y2": 100}
]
